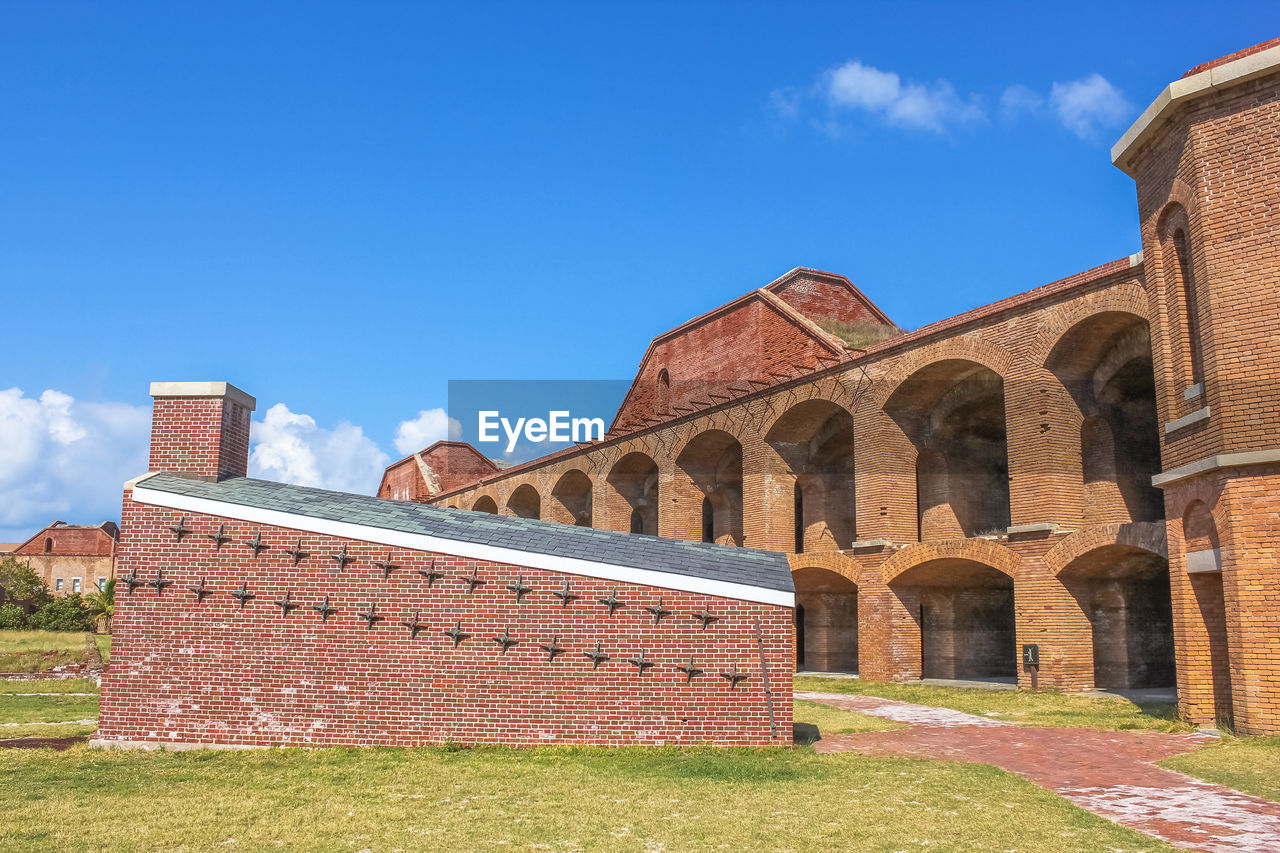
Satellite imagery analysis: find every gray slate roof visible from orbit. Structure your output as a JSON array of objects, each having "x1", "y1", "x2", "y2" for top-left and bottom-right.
[{"x1": 139, "y1": 473, "x2": 794, "y2": 594}]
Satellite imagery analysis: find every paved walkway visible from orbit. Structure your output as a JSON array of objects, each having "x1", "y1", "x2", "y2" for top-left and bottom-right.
[{"x1": 799, "y1": 691, "x2": 1280, "y2": 853}]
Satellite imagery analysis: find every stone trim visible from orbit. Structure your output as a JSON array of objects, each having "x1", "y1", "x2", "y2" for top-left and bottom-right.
[
  {"x1": 148, "y1": 381, "x2": 257, "y2": 412},
  {"x1": 1151, "y1": 449, "x2": 1280, "y2": 488}
]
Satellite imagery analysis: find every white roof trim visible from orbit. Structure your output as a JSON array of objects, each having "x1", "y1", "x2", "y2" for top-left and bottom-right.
[
  {"x1": 1113, "y1": 43, "x2": 1280, "y2": 175},
  {"x1": 149, "y1": 381, "x2": 257, "y2": 411},
  {"x1": 130, "y1": 484, "x2": 794, "y2": 608}
]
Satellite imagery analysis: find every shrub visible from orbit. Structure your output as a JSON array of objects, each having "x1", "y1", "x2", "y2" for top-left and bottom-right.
[
  {"x1": 0, "y1": 557, "x2": 51, "y2": 609},
  {"x1": 29, "y1": 593, "x2": 92, "y2": 632},
  {"x1": 0, "y1": 603, "x2": 27, "y2": 630}
]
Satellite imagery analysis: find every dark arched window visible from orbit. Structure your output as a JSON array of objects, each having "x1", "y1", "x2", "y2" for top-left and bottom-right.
[
  {"x1": 629, "y1": 507, "x2": 645, "y2": 535},
  {"x1": 795, "y1": 605, "x2": 806, "y2": 668},
  {"x1": 44, "y1": 538, "x2": 52, "y2": 554},
  {"x1": 794, "y1": 483, "x2": 805, "y2": 553},
  {"x1": 1172, "y1": 230, "x2": 1204, "y2": 384},
  {"x1": 701, "y1": 497, "x2": 715, "y2": 543},
  {"x1": 657, "y1": 368, "x2": 671, "y2": 413}
]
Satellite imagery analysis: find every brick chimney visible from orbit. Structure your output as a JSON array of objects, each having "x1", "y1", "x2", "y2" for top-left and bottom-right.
[{"x1": 148, "y1": 382, "x2": 257, "y2": 481}]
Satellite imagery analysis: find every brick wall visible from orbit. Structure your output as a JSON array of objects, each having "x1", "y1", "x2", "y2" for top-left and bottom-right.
[
  {"x1": 98, "y1": 495, "x2": 793, "y2": 748},
  {"x1": 149, "y1": 393, "x2": 253, "y2": 481}
]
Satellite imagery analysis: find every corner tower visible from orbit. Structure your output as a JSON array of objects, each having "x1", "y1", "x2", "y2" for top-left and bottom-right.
[{"x1": 1114, "y1": 38, "x2": 1280, "y2": 732}]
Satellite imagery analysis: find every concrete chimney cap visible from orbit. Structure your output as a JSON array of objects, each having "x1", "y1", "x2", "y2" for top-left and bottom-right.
[{"x1": 149, "y1": 381, "x2": 257, "y2": 411}]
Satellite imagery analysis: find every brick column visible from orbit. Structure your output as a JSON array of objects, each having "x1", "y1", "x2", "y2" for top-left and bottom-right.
[{"x1": 148, "y1": 381, "x2": 256, "y2": 481}]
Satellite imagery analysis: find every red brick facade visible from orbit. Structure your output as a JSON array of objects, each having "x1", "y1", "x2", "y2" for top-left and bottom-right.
[{"x1": 420, "y1": 42, "x2": 1280, "y2": 734}]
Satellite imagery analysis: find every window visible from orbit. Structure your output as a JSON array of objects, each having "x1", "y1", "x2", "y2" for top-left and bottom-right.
[
  {"x1": 657, "y1": 368, "x2": 671, "y2": 413},
  {"x1": 794, "y1": 483, "x2": 805, "y2": 553},
  {"x1": 72, "y1": 578, "x2": 81, "y2": 593},
  {"x1": 55, "y1": 578, "x2": 64, "y2": 592},
  {"x1": 1172, "y1": 230, "x2": 1204, "y2": 384},
  {"x1": 44, "y1": 538, "x2": 53, "y2": 553},
  {"x1": 97, "y1": 578, "x2": 106, "y2": 591},
  {"x1": 629, "y1": 507, "x2": 645, "y2": 535},
  {"x1": 701, "y1": 497, "x2": 715, "y2": 543}
]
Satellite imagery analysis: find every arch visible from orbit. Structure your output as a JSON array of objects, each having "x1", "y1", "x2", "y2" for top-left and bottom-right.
[
  {"x1": 1157, "y1": 203, "x2": 1208, "y2": 388},
  {"x1": 1044, "y1": 522, "x2": 1167, "y2": 577},
  {"x1": 472, "y1": 495, "x2": 498, "y2": 514},
  {"x1": 885, "y1": 552, "x2": 1017, "y2": 681},
  {"x1": 1046, "y1": 312, "x2": 1162, "y2": 525},
  {"x1": 606, "y1": 451, "x2": 659, "y2": 535},
  {"x1": 791, "y1": 565, "x2": 859, "y2": 673},
  {"x1": 656, "y1": 368, "x2": 671, "y2": 414},
  {"x1": 882, "y1": 539, "x2": 1021, "y2": 586},
  {"x1": 506, "y1": 484, "x2": 541, "y2": 520},
  {"x1": 885, "y1": 360, "x2": 1011, "y2": 539},
  {"x1": 872, "y1": 338, "x2": 1014, "y2": 409},
  {"x1": 43, "y1": 538, "x2": 53, "y2": 554},
  {"x1": 765, "y1": 399, "x2": 855, "y2": 552},
  {"x1": 675, "y1": 429, "x2": 743, "y2": 545},
  {"x1": 549, "y1": 469, "x2": 593, "y2": 527},
  {"x1": 1056, "y1": 542, "x2": 1176, "y2": 690},
  {"x1": 1027, "y1": 285, "x2": 1151, "y2": 364}
]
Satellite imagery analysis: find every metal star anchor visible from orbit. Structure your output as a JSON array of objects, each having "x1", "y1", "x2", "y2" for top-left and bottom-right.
[
  {"x1": 539, "y1": 636, "x2": 566, "y2": 661},
  {"x1": 445, "y1": 621, "x2": 471, "y2": 647},
  {"x1": 401, "y1": 610, "x2": 426, "y2": 638},
  {"x1": 599, "y1": 590, "x2": 625, "y2": 614},
  {"x1": 313, "y1": 596, "x2": 337, "y2": 621},
  {"x1": 285, "y1": 540, "x2": 309, "y2": 565},
  {"x1": 644, "y1": 597, "x2": 672, "y2": 624},
  {"x1": 505, "y1": 576, "x2": 531, "y2": 601},
  {"x1": 244, "y1": 531, "x2": 268, "y2": 557},
  {"x1": 677, "y1": 657, "x2": 705, "y2": 683},
  {"x1": 552, "y1": 579, "x2": 579, "y2": 607},
  {"x1": 357, "y1": 604, "x2": 384, "y2": 629},
  {"x1": 584, "y1": 642, "x2": 610, "y2": 669},
  {"x1": 122, "y1": 569, "x2": 143, "y2": 594},
  {"x1": 147, "y1": 570, "x2": 173, "y2": 594},
  {"x1": 720, "y1": 663, "x2": 748, "y2": 689},
  {"x1": 493, "y1": 627, "x2": 518, "y2": 654},
  {"x1": 628, "y1": 649, "x2": 656, "y2": 676},
  {"x1": 188, "y1": 578, "x2": 210, "y2": 602},
  {"x1": 460, "y1": 566, "x2": 485, "y2": 593},
  {"x1": 275, "y1": 591, "x2": 299, "y2": 616},
  {"x1": 693, "y1": 605, "x2": 720, "y2": 631},
  {"x1": 330, "y1": 544, "x2": 354, "y2": 570},
  {"x1": 416, "y1": 559, "x2": 444, "y2": 586},
  {"x1": 207, "y1": 524, "x2": 232, "y2": 550},
  {"x1": 371, "y1": 551, "x2": 398, "y2": 579},
  {"x1": 231, "y1": 581, "x2": 256, "y2": 608},
  {"x1": 167, "y1": 516, "x2": 191, "y2": 542}
]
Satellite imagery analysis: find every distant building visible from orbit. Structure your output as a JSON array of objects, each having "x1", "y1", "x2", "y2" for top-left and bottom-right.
[{"x1": 5, "y1": 521, "x2": 119, "y2": 598}]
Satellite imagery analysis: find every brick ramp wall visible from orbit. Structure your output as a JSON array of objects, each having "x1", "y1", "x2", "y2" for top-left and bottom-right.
[{"x1": 97, "y1": 496, "x2": 793, "y2": 748}]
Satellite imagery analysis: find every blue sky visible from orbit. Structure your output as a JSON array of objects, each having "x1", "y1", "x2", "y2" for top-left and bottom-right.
[{"x1": 1, "y1": 2, "x2": 1275, "y2": 539}]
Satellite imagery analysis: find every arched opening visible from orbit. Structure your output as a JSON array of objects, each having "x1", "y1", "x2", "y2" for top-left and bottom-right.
[
  {"x1": 657, "y1": 368, "x2": 671, "y2": 415},
  {"x1": 890, "y1": 559, "x2": 1016, "y2": 681},
  {"x1": 506, "y1": 484, "x2": 541, "y2": 520},
  {"x1": 549, "y1": 470, "x2": 592, "y2": 527},
  {"x1": 43, "y1": 538, "x2": 52, "y2": 553},
  {"x1": 885, "y1": 361, "x2": 1010, "y2": 539},
  {"x1": 792, "y1": 567, "x2": 858, "y2": 673},
  {"x1": 1184, "y1": 500, "x2": 1232, "y2": 726},
  {"x1": 607, "y1": 452, "x2": 659, "y2": 536},
  {"x1": 766, "y1": 400, "x2": 855, "y2": 552},
  {"x1": 1059, "y1": 546, "x2": 1176, "y2": 690},
  {"x1": 1047, "y1": 313, "x2": 1163, "y2": 525},
  {"x1": 472, "y1": 496, "x2": 498, "y2": 514},
  {"x1": 676, "y1": 430, "x2": 743, "y2": 545}
]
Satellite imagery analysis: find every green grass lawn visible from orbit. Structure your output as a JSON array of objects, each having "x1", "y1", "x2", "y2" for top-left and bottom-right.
[
  {"x1": 795, "y1": 676, "x2": 1192, "y2": 733},
  {"x1": 792, "y1": 698, "x2": 903, "y2": 744},
  {"x1": 0, "y1": 631, "x2": 110, "y2": 672},
  {"x1": 0, "y1": 678, "x2": 98, "y2": 695},
  {"x1": 1160, "y1": 736, "x2": 1280, "y2": 804},
  {"x1": 0, "y1": 744, "x2": 1173, "y2": 852},
  {"x1": 0, "y1": 694, "x2": 99, "y2": 725}
]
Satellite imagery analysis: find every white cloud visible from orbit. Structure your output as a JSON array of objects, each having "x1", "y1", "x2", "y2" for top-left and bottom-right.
[
  {"x1": 1049, "y1": 74, "x2": 1131, "y2": 139},
  {"x1": 999, "y1": 83, "x2": 1044, "y2": 116},
  {"x1": 0, "y1": 387, "x2": 149, "y2": 541},
  {"x1": 249, "y1": 403, "x2": 388, "y2": 494},
  {"x1": 828, "y1": 61, "x2": 903, "y2": 110},
  {"x1": 393, "y1": 408, "x2": 461, "y2": 455}
]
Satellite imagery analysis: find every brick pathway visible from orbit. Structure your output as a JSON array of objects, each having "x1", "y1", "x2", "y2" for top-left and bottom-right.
[{"x1": 799, "y1": 691, "x2": 1280, "y2": 852}]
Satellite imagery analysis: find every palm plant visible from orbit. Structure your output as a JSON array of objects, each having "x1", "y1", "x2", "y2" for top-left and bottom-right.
[{"x1": 84, "y1": 579, "x2": 115, "y2": 634}]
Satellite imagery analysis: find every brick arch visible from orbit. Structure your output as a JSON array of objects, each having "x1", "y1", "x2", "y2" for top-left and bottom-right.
[
  {"x1": 872, "y1": 337, "x2": 1015, "y2": 409},
  {"x1": 1029, "y1": 286, "x2": 1151, "y2": 365},
  {"x1": 880, "y1": 538, "x2": 1022, "y2": 585},
  {"x1": 788, "y1": 550, "x2": 861, "y2": 587},
  {"x1": 1042, "y1": 521, "x2": 1168, "y2": 577}
]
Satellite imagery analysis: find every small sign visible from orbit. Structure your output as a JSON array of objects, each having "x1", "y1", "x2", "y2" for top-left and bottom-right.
[{"x1": 1022, "y1": 644, "x2": 1039, "y2": 667}]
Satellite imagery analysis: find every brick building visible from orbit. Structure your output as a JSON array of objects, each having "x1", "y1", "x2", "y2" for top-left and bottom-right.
[
  {"x1": 96, "y1": 382, "x2": 794, "y2": 749},
  {"x1": 410, "y1": 40, "x2": 1280, "y2": 734},
  {"x1": 1, "y1": 521, "x2": 118, "y2": 603}
]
